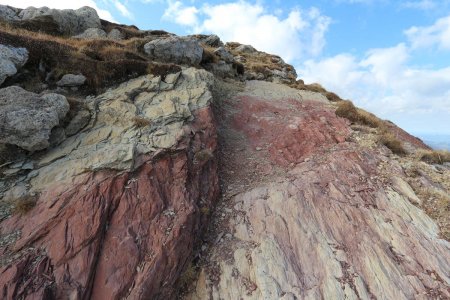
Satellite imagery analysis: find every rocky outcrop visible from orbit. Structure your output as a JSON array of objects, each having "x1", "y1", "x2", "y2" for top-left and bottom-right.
[
  {"x1": 144, "y1": 36, "x2": 203, "y2": 65},
  {"x1": 2, "y1": 6, "x2": 101, "y2": 35},
  {"x1": 0, "y1": 86, "x2": 69, "y2": 151},
  {"x1": 0, "y1": 68, "x2": 219, "y2": 299},
  {"x1": 107, "y1": 28, "x2": 124, "y2": 40},
  {"x1": 186, "y1": 80, "x2": 450, "y2": 299},
  {"x1": 0, "y1": 45, "x2": 28, "y2": 86},
  {"x1": 0, "y1": 5, "x2": 19, "y2": 21}
]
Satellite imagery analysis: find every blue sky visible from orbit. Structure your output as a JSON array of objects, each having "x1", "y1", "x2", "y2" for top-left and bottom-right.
[{"x1": 2, "y1": 0, "x2": 450, "y2": 136}]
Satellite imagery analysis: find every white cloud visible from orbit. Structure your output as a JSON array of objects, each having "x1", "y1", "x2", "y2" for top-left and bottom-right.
[
  {"x1": 0, "y1": 0, "x2": 116, "y2": 22},
  {"x1": 299, "y1": 44, "x2": 450, "y2": 123},
  {"x1": 114, "y1": 0, "x2": 133, "y2": 19},
  {"x1": 163, "y1": 1, "x2": 199, "y2": 27},
  {"x1": 405, "y1": 15, "x2": 450, "y2": 50},
  {"x1": 163, "y1": 1, "x2": 331, "y2": 62}
]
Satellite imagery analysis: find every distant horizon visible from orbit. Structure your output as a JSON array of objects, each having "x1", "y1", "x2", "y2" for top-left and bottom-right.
[{"x1": 1, "y1": 0, "x2": 449, "y2": 135}]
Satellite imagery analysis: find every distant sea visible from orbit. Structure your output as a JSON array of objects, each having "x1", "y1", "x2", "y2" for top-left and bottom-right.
[{"x1": 415, "y1": 134, "x2": 450, "y2": 151}]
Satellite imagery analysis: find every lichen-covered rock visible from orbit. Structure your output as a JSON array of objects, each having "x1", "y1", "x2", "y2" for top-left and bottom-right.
[
  {"x1": 18, "y1": 6, "x2": 101, "y2": 35},
  {"x1": 0, "y1": 86, "x2": 69, "y2": 151},
  {"x1": 56, "y1": 74, "x2": 87, "y2": 87},
  {"x1": 193, "y1": 34, "x2": 224, "y2": 47},
  {"x1": 214, "y1": 47, "x2": 234, "y2": 63},
  {"x1": 0, "y1": 68, "x2": 219, "y2": 299},
  {"x1": 73, "y1": 27, "x2": 107, "y2": 39},
  {"x1": 144, "y1": 36, "x2": 203, "y2": 65},
  {"x1": 0, "y1": 45, "x2": 28, "y2": 86},
  {"x1": 235, "y1": 44, "x2": 256, "y2": 53}
]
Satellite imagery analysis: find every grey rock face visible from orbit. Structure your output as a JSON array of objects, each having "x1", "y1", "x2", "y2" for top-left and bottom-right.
[
  {"x1": 107, "y1": 28, "x2": 124, "y2": 40},
  {"x1": 197, "y1": 34, "x2": 224, "y2": 47},
  {"x1": 0, "y1": 5, "x2": 20, "y2": 21},
  {"x1": 144, "y1": 36, "x2": 203, "y2": 65},
  {"x1": 73, "y1": 28, "x2": 107, "y2": 39},
  {"x1": 65, "y1": 109, "x2": 91, "y2": 136},
  {"x1": 18, "y1": 6, "x2": 101, "y2": 35},
  {"x1": 57, "y1": 74, "x2": 87, "y2": 87},
  {"x1": 0, "y1": 86, "x2": 69, "y2": 151},
  {"x1": 0, "y1": 45, "x2": 29, "y2": 86}
]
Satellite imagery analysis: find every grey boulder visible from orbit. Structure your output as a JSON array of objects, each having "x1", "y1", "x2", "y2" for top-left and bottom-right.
[
  {"x1": 0, "y1": 86, "x2": 69, "y2": 151},
  {"x1": 73, "y1": 28, "x2": 107, "y2": 39},
  {"x1": 214, "y1": 47, "x2": 234, "y2": 63},
  {"x1": 18, "y1": 6, "x2": 101, "y2": 35},
  {"x1": 57, "y1": 74, "x2": 87, "y2": 87},
  {"x1": 107, "y1": 28, "x2": 124, "y2": 40},
  {"x1": 144, "y1": 36, "x2": 203, "y2": 65},
  {"x1": 0, "y1": 45, "x2": 28, "y2": 86},
  {"x1": 235, "y1": 44, "x2": 257, "y2": 53}
]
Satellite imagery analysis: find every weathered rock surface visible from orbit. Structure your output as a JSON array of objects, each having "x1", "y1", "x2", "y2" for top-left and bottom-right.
[
  {"x1": 0, "y1": 68, "x2": 219, "y2": 299},
  {"x1": 0, "y1": 86, "x2": 69, "y2": 151},
  {"x1": 56, "y1": 74, "x2": 87, "y2": 87},
  {"x1": 186, "y1": 80, "x2": 450, "y2": 299},
  {"x1": 0, "y1": 5, "x2": 19, "y2": 21},
  {"x1": 0, "y1": 44, "x2": 28, "y2": 86},
  {"x1": 144, "y1": 36, "x2": 203, "y2": 65},
  {"x1": 73, "y1": 27, "x2": 107, "y2": 39},
  {"x1": 8, "y1": 6, "x2": 102, "y2": 35}
]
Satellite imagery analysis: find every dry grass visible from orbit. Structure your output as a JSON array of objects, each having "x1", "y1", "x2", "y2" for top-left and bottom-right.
[
  {"x1": 201, "y1": 45, "x2": 220, "y2": 64},
  {"x1": 132, "y1": 116, "x2": 151, "y2": 128},
  {"x1": 13, "y1": 196, "x2": 37, "y2": 215},
  {"x1": 417, "y1": 150, "x2": 450, "y2": 164},
  {"x1": 416, "y1": 188, "x2": 449, "y2": 240},
  {"x1": 0, "y1": 23, "x2": 179, "y2": 92}
]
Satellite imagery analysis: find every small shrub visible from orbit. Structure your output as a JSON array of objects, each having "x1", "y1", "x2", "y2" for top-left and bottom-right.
[
  {"x1": 201, "y1": 46, "x2": 219, "y2": 64},
  {"x1": 325, "y1": 92, "x2": 342, "y2": 102},
  {"x1": 418, "y1": 150, "x2": 450, "y2": 164},
  {"x1": 194, "y1": 149, "x2": 214, "y2": 164},
  {"x1": 200, "y1": 207, "x2": 210, "y2": 215},
  {"x1": 13, "y1": 196, "x2": 37, "y2": 215},
  {"x1": 378, "y1": 131, "x2": 406, "y2": 155},
  {"x1": 356, "y1": 109, "x2": 383, "y2": 128},
  {"x1": 132, "y1": 116, "x2": 151, "y2": 128},
  {"x1": 335, "y1": 100, "x2": 360, "y2": 123},
  {"x1": 178, "y1": 262, "x2": 197, "y2": 289}
]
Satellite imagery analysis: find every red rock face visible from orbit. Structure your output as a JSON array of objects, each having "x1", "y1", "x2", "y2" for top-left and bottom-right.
[
  {"x1": 0, "y1": 107, "x2": 219, "y2": 300},
  {"x1": 232, "y1": 96, "x2": 349, "y2": 166}
]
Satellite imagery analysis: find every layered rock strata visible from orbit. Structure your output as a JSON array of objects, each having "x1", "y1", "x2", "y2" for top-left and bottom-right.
[{"x1": 0, "y1": 68, "x2": 219, "y2": 299}]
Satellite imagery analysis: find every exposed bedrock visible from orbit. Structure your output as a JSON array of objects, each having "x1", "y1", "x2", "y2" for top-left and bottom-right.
[{"x1": 0, "y1": 68, "x2": 219, "y2": 299}]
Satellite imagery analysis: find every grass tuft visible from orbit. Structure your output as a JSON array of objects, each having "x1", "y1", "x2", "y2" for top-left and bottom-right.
[
  {"x1": 417, "y1": 150, "x2": 450, "y2": 164},
  {"x1": 13, "y1": 196, "x2": 37, "y2": 215}
]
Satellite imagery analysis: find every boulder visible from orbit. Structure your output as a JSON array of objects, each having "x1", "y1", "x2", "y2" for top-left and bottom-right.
[
  {"x1": 0, "y1": 86, "x2": 69, "y2": 151},
  {"x1": 18, "y1": 6, "x2": 101, "y2": 35},
  {"x1": 195, "y1": 34, "x2": 224, "y2": 47},
  {"x1": 144, "y1": 36, "x2": 203, "y2": 65},
  {"x1": 235, "y1": 44, "x2": 256, "y2": 53},
  {"x1": 0, "y1": 5, "x2": 20, "y2": 21},
  {"x1": 0, "y1": 45, "x2": 28, "y2": 86},
  {"x1": 73, "y1": 27, "x2": 107, "y2": 39},
  {"x1": 107, "y1": 28, "x2": 124, "y2": 40},
  {"x1": 56, "y1": 74, "x2": 86, "y2": 87}
]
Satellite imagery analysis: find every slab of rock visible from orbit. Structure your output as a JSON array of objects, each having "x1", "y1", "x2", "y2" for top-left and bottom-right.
[
  {"x1": 56, "y1": 74, "x2": 86, "y2": 87},
  {"x1": 73, "y1": 27, "x2": 107, "y2": 39},
  {"x1": 18, "y1": 6, "x2": 101, "y2": 35},
  {"x1": 187, "y1": 80, "x2": 450, "y2": 299},
  {"x1": 0, "y1": 45, "x2": 28, "y2": 86},
  {"x1": 0, "y1": 68, "x2": 219, "y2": 299},
  {"x1": 144, "y1": 36, "x2": 203, "y2": 65},
  {"x1": 0, "y1": 86, "x2": 69, "y2": 151}
]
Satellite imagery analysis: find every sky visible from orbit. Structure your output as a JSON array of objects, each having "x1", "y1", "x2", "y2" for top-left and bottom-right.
[{"x1": 2, "y1": 0, "x2": 450, "y2": 136}]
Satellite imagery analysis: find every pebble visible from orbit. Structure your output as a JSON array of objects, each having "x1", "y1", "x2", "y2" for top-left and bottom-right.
[{"x1": 256, "y1": 147, "x2": 262, "y2": 151}]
